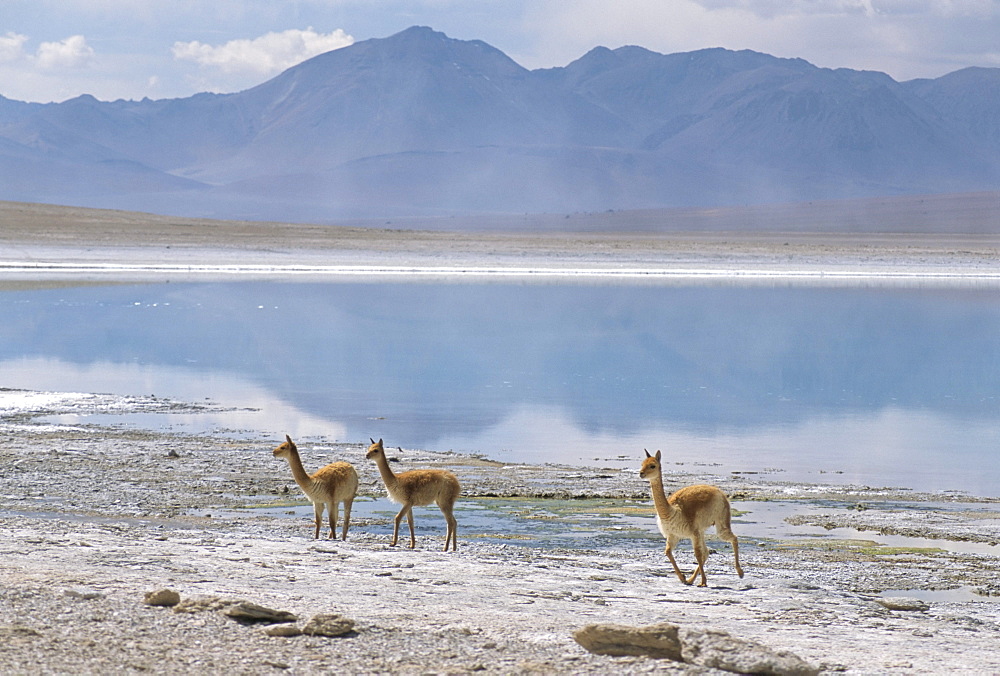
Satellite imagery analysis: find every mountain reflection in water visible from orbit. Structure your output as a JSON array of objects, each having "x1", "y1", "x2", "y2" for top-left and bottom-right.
[{"x1": 1, "y1": 280, "x2": 998, "y2": 495}]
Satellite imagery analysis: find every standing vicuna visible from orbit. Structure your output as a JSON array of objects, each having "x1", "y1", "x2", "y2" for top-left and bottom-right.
[
  {"x1": 365, "y1": 438, "x2": 460, "y2": 551},
  {"x1": 640, "y1": 449, "x2": 744, "y2": 587},
  {"x1": 273, "y1": 435, "x2": 359, "y2": 540}
]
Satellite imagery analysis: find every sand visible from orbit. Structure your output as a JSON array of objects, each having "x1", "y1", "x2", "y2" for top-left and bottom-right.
[{"x1": 1, "y1": 199, "x2": 1000, "y2": 674}]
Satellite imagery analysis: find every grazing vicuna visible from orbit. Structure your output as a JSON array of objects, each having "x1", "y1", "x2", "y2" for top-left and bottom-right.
[
  {"x1": 365, "y1": 438, "x2": 460, "y2": 551},
  {"x1": 273, "y1": 435, "x2": 358, "y2": 540},
  {"x1": 640, "y1": 449, "x2": 744, "y2": 587}
]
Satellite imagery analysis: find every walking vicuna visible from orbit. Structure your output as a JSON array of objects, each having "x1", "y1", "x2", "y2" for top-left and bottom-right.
[
  {"x1": 273, "y1": 435, "x2": 359, "y2": 540},
  {"x1": 365, "y1": 438, "x2": 460, "y2": 551},
  {"x1": 640, "y1": 449, "x2": 743, "y2": 586}
]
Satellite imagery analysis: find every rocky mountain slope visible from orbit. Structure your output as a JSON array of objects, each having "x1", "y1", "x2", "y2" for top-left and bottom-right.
[{"x1": 2, "y1": 26, "x2": 998, "y2": 222}]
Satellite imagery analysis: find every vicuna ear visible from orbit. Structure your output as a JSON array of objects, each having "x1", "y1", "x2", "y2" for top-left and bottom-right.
[
  {"x1": 644, "y1": 448, "x2": 651, "y2": 458},
  {"x1": 285, "y1": 434, "x2": 293, "y2": 444},
  {"x1": 370, "y1": 437, "x2": 375, "y2": 444},
  {"x1": 655, "y1": 450, "x2": 662, "y2": 461}
]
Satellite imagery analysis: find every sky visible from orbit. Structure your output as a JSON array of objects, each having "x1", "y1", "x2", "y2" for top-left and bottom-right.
[{"x1": 2, "y1": 0, "x2": 999, "y2": 103}]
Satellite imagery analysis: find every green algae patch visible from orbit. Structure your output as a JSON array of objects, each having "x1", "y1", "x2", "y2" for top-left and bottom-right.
[
  {"x1": 775, "y1": 538, "x2": 949, "y2": 558},
  {"x1": 857, "y1": 545, "x2": 949, "y2": 556},
  {"x1": 776, "y1": 538, "x2": 882, "y2": 551},
  {"x1": 229, "y1": 499, "x2": 309, "y2": 510}
]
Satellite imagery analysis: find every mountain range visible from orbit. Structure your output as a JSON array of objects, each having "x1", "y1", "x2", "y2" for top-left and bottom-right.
[{"x1": 2, "y1": 25, "x2": 1000, "y2": 222}]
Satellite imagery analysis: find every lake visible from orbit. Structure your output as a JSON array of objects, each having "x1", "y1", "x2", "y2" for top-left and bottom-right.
[{"x1": 1, "y1": 278, "x2": 999, "y2": 497}]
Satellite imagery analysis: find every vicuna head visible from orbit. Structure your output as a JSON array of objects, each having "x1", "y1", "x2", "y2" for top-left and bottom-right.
[
  {"x1": 639, "y1": 449, "x2": 661, "y2": 481},
  {"x1": 273, "y1": 434, "x2": 296, "y2": 460},
  {"x1": 366, "y1": 438, "x2": 384, "y2": 460}
]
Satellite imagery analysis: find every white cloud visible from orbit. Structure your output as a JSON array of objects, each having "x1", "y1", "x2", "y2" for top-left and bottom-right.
[
  {"x1": 172, "y1": 27, "x2": 354, "y2": 76},
  {"x1": 0, "y1": 32, "x2": 29, "y2": 63},
  {"x1": 36, "y1": 35, "x2": 95, "y2": 69}
]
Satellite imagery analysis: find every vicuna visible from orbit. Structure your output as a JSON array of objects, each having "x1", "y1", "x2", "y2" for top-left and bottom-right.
[
  {"x1": 273, "y1": 435, "x2": 358, "y2": 540},
  {"x1": 365, "y1": 438, "x2": 460, "y2": 551},
  {"x1": 640, "y1": 449, "x2": 743, "y2": 587}
]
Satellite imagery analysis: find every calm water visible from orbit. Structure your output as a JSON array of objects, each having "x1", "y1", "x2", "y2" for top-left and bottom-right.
[{"x1": 2, "y1": 279, "x2": 999, "y2": 496}]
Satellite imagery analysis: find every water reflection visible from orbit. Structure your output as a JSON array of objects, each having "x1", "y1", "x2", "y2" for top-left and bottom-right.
[
  {"x1": 0, "y1": 357, "x2": 346, "y2": 440},
  {"x1": 1, "y1": 281, "x2": 998, "y2": 495}
]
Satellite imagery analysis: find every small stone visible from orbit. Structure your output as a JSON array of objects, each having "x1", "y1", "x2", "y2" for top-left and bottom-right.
[
  {"x1": 144, "y1": 589, "x2": 181, "y2": 607},
  {"x1": 573, "y1": 622, "x2": 682, "y2": 660},
  {"x1": 0, "y1": 626, "x2": 43, "y2": 641},
  {"x1": 223, "y1": 601, "x2": 297, "y2": 624},
  {"x1": 301, "y1": 613, "x2": 356, "y2": 637},
  {"x1": 64, "y1": 588, "x2": 103, "y2": 600},
  {"x1": 877, "y1": 597, "x2": 930, "y2": 612},
  {"x1": 265, "y1": 624, "x2": 303, "y2": 637}
]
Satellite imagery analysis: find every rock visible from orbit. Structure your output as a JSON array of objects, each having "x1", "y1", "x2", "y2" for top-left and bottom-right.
[
  {"x1": 877, "y1": 597, "x2": 929, "y2": 612},
  {"x1": 301, "y1": 613, "x2": 356, "y2": 637},
  {"x1": 265, "y1": 624, "x2": 303, "y2": 637},
  {"x1": 64, "y1": 588, "x2": 103, "y2": 600},
  {"x1": 679, "y1": 627, "x2": 819, "y2": 676},
  {"x1": 223, "y1": 601, "x2": 297, "y2": 624},
  {"x1": 0, "y1": 626, "x2": 43, "y2": 642},
  {"x1": 172, "y1": 596, "x2": 233, "y2": 614},
  {"x1": 143, "y1": 589, "x2": 180, "y2": 607},
  {"x1": 572, "y1": 622, "x2": 682, "y2": 660},
  {"x1": 574, "y1": 622, "x2": 818, "y2": 676}
]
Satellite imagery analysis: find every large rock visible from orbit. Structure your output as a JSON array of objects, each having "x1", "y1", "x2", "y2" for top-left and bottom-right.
[
  {"x1": 679, "y1": 627, "x2": 819, "y2": 676},
  {"x1": 572, "y1": 622, "x2": 682, "y2": 660},
  {"x1": 574, "y1": 622, "x2": 818, "y2": 676},
  {"x1": 172, "y1": 596, "x2": 233, "y2": 614}
]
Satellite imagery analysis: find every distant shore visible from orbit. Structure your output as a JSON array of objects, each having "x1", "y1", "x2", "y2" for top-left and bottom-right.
[{"x1": 2, "y1": 198, "x2": 1000, "y2": 284}]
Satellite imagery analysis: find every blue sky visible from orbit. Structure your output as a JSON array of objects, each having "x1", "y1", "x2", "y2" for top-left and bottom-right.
[{"x1": 3, "y1": 0, "x2": 999, "y2": 103}]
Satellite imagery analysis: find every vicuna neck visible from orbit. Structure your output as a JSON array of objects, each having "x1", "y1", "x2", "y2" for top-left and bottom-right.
[
  {"x1": 647, "y1": 470, "x2": 675, "y2": 518},
  {"x1": 284, "y1": 448, "x2": 313, "y2": 489},
  {"x1": 372, "y1": 452, "x2": 398, "y2": 488}
]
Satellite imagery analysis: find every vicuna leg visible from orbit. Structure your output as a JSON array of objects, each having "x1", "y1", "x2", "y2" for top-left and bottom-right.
[
  {"x1": 690, "y1": 535, "x2": 709, "y2": 587},
  {"x1": 392, "y1": 505, "x2": 417, "y2": 548},
  {"x1": 717, "y1": 519, "x2": 744, "y2": 578},
  {"x1": 405, "y1": 508, "x2": 416, "y2": 548},
  {"x1": 326, "y1": 501, "x2": 339, "y2": 540},
  {"x1": 664, "y1": 534, "x2": 688, "y2": 584},
  {"x1": 439, "y1": 501, "x2": 457, "y2": 552},
  {"x1": 342, "y1": 498, "x2": 353, "y2": 541},
  {"x1": 391, "y1": 506, "x2": 406, "y2": 547},
  {"x1": 312, "y1": 503, "x2": 324, "y2": 540}
]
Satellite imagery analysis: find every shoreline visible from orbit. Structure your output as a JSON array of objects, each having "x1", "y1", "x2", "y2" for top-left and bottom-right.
[
  {"x1": 4, "y1": 261, "x2": 1000, "y2": 284},
  {"x1": 3, "y1": 200, "x2": 1000, "y2": 286}
]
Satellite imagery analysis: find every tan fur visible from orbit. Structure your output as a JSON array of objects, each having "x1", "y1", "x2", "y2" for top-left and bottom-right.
[
  {"x1": 365, "y1": 438, "x2": 460, "y2": 551},
  {"x1": 273, "y1": 435, "x2": 359, "y2": 540},
  {"x1": 640, "y1": 449, "x2": 744, "y2": 587}
]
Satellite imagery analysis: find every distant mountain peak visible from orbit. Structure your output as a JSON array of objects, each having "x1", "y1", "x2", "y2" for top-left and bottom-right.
[{"x1": 390, "y1": 25, "x2": 448, "y2": 40}]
